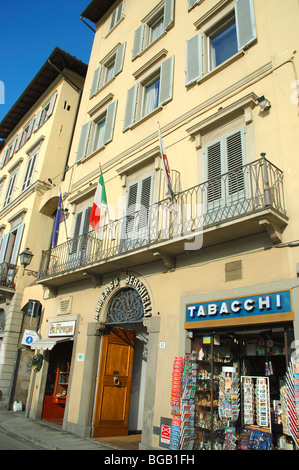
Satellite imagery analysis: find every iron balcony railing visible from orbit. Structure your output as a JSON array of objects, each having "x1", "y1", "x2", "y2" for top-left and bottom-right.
[
  {"x1": 38, "y1": 157, "x2": 286, "y2": 280},
  {"x1": 0, "y1": 262, "x2": 17, "y2": 289}
]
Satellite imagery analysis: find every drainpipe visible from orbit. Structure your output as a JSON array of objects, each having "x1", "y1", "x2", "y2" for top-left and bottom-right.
[{"x1": 25, "y1": 302, "x2": 41, "y2": 419}]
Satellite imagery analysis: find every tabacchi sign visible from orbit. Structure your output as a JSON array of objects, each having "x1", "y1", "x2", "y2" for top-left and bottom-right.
[{"x1": 185, "y1": 290, "x2": 292, "y2": 327}]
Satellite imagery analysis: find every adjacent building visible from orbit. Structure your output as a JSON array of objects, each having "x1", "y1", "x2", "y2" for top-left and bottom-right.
[
  {"x1": 19, "y1": 0, "x2": 299, "y2": 450},
  {"x1": 0, "y1": 48, "x2": 87, "y2": 410}
]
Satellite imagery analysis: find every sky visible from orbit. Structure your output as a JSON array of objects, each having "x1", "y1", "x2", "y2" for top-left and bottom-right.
[{"x1": 0, "y1": 0, "x2": 94, "y2": 122}]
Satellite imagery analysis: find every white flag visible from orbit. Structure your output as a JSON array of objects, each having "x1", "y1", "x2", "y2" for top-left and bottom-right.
[{"x1": 158, "y1": 123, "x2": 173, "y2": 200}]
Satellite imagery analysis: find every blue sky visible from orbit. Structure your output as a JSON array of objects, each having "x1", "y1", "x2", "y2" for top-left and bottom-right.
[{"x1": 0, "y1": 0, "x2": 94, "y2": 122}]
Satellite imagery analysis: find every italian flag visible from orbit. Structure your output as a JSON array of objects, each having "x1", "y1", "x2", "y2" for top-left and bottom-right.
[{"x1": 89, "y1": 172, "x2": 107, "y2": 232}]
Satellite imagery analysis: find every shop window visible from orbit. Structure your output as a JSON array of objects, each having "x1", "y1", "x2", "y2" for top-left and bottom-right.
[
  {"x1": 90, "y1": 43, "x2": 126, "y2": 98},
  {"x1": 123, "y1": 55, "x2": 174, "y2": 131},
  {"x1": 185, "y1": 0, "x2": 257, "y2": 86},
  {"x1": 132, "y1": 0, "x2": 174, "y2": 60},
  {"x1": 76, "y1": 100, "x2": 118, "y2": 162}
]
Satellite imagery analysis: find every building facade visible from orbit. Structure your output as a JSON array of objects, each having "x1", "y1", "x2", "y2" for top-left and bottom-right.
[
  {"x1": 0, "y1": 48, "x2": 87, "y2": 410},
  {"x1": 22, "y1": 0, "x2": 299, "y2": 450}
]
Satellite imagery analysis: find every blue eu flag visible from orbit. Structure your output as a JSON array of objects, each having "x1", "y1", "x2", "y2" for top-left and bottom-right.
[{"x1": 51, "y1": 194, "x2": 64, "y2": 248}]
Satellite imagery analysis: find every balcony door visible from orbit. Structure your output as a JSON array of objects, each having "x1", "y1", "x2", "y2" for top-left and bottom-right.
[
  {"x1": 121, "y1": 175, "x2": 153, "y2": 252},
  {"x1": 68, "y1": 207, "x2": 92, "y2": 269},
  {"x1": 205, "y1": 129, "x2": 247, "y2": 224}
]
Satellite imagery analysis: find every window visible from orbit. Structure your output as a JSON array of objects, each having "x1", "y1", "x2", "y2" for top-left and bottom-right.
[
  {"x1": 33, "y1": 91, "x2": 57, "y2": 132},
  {"x1": 109, "y1": 1, "x2": 125, "y2": 32},
  {"x1": 132, "y1": 0, "x2": 174, "y2": 60},
  {"x1": 15, "y1": 116, "x2": 35, "y2": 152},
  {"x1": 76, "y1": 100, "x2": 118, "y2": 162},
  {"x1": 0, "y1": 136, "x2": 17, "y2": 168},
  {"x1": 21, "y1": 149, "x2": 38, "y2": 192},
  {"x1": 69, "y1": 207, "x2": 92, "y2": 267},
  {"x1": 90, "y1": 43, "x2": 126, "y2": 98},
  {"x1": 0, "y1": 224, "x2": 24, "y2": 266},
  {"x1": 185, "y1": 0, "x2": 256, "y2": 86},
  {"x1": 123, "y1": 55, "x2": 174, "y2": 131},
  {"x1": 208, "y1": 13, "x2": 238, "y2": 70},
  {"x1": 3, "y1": 170, "x2": 18, "y2": 208}
]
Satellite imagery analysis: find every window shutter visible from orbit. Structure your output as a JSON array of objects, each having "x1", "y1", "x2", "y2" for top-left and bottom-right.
[
  {"x1": 139, "y1": 176, "x2": 152, "y2": 229},
  {"x1": 76, "y1": 122, "x2": 92, "y2": 162},
  {"x1": 164, "y1": 0, "x2": 174, "y2": 31},
  {"x1": 27, "y1": 116, "x2": 35, "y2": 140},
  {"x1": 10, "y1": 224, "x2": 24, "y2": 265},
  {"x1": 0, "y1": 233, "x2": 9, "y2": 263},
  {"x1": 1, "y1": 148, "x2": 8, "y2": 168},
  {"x1": 80, "y1": 207, "x2": 92, "y2": 252},
  {"x1": 126, "y1": 182, "x2": 138, "y2": 234},
  {"x1": 226, "y1": 130, "x2": 245, "y2": 196},
  {"x1": 14, "y1": 132, "x2": 23, "y2": 153},
  {"x1": 132, "y1": 24, "x2": 145, "y2": 60},
  {"x1": 186, "y1": 33, "x2": 203, "y2": 86},
  {"x1": 123, "y1": 84, "x2": 138, "y2": 131},
  {"x1": 188, "y1": 0, "x2": 201, "y2": 11},
  {"x1": 235, "y1": 0, "x2": 257, "y2": 50},
  {"x1": 159, "y1": 55, "x2": 174, "y2": 106},
  {"x1": 114, "y1": 42, "x2": 126, "y2": 77},
  {"x1": 71, "y1": 212, "x2": 83, "y2": 254},
  {"x1": 206, "y1": 141, "x2": 222, "y2": 203},
  {"x1": 103, "y1": 100, "x2": 118, "y2": 145},
  {"x1": 46, "y1": 91, "x2": 58, "y2": 118},
  {"x1": 33, "y1": 109, "x2": 42, "y2": 132},
  {"x1": 90, "y1": 66, "x2": 102, "y2": 98}
]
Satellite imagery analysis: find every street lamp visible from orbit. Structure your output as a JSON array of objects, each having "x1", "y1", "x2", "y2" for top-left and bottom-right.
[{"x1": 19, "y1": 248, "x2": 38, "y2": 277}]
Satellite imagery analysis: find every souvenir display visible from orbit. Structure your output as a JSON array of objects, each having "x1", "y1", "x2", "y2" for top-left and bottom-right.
[
  {"x1": 241, "y1": 376, "x2": 270, "y2": 430},
  {"x1": 283, "y1": 358, "x2": 299, "y2": 448}
]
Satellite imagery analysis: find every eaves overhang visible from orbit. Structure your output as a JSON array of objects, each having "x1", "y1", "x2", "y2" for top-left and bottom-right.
[{"x1": 80, "y1": 0, "x2": 117, "y2": 24}]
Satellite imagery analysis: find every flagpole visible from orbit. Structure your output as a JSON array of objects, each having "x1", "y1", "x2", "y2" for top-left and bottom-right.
[{"x1": 60, "y1": 189, "x2": 69, "y2": 241}]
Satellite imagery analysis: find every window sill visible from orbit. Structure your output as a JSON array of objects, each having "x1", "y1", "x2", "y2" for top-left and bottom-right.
[
  {"x1": 197, "y1": 50, "x2": 245, "y2": 85},
  {"x1": 80, "y1": 144, "x2": 106, "y2": 164}
]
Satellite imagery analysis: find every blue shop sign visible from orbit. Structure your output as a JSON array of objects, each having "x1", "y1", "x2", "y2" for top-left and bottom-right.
[{"x1": 185, "y1": 290, "x2": 292, "y2": 325}]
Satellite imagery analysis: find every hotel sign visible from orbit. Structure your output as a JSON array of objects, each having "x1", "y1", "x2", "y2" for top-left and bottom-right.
[{"x1": 185, "y1": 290, "x2": 293, "y2": 329}]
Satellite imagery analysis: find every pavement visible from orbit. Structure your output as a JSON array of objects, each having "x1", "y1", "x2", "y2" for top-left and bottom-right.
[{"x1": 0, "y1": 410, "x2": 131, "y2": 450}]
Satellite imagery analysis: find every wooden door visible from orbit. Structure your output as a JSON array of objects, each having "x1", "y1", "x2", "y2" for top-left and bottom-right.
[{"x1": 93, "y1": 328, "x2": 135, "y2": 437}]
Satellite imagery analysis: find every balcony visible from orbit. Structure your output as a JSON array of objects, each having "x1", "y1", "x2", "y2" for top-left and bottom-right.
[
  {"x1": 0, "y1": 262, "x2": 17, "y2": 301},
  {"x1": 38, "y1": 157, "x2": 288, "y2": 290}
]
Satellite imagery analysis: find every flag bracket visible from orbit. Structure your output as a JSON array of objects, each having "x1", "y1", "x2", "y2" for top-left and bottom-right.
[
  {"x1": 82, "y1": 271, "x2": 102, "y2": 287},
  {"x1": 153, "y1": 250, "x2": 175, "y2": 271}
]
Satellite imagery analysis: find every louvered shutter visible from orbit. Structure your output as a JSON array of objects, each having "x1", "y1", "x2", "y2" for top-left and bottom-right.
[
  {"x1": 132, "y1": 24, "x2": 145, "y2": 60},
  {"x1": 159, "y1": 55, "x2": 174, "y2": 106},
  {"x1": 188, "y1": 0, "x2": 201, "y2": 11},
  {"x1": 114, "y1": 42, "x2": 126, "y2": 77},
  {"x1": 123, "y1": 84, "x2": 138, "y2": 131},
  {"x1": 1, "y1": 148, "x2": 8, "y2": 168},
  {"x1": 186, "y1": 33, "x2": 203, "y2": 86},
  {"x1": 235, "y1": 0, "x2": 257, "y2": 50},
  {"x1": 10, "y1": 224, "x2": 24, "y2": 265},
  {"x1": 90, "y1": 66, "x2": 102, "y2": 98},
  {"x1": 70, "y1": 212, "x2": 83, "y2": 255},
  {"x1": 0, "y1": 233, "x2": 9, "y2": 263},
  {"x1": 226, "y1": 130, "x2": 245, "y2": 196},
  {"x1": 206, "y1": 141, "x2": 222, "y2": 205},
  {"x1": 46, "y1": 91, "x2": 58, "y2": 119},
  {"x1": 76, "y1": 122, "x2": 91, "y2": 162},
  {"x1": 33, "y1": 109, "x2": 42, "y2": 132},
  {"x1": 139, "y1": 176, "x2": 152, "y2": 230},
  {"x1": 80, "y1": 206, "x2": 92, "y2": 253},
  {"x1": 126, "y1": 182, "x2": 138, "y2": 235},
  {"x1": 164, "y1": 0, "x2": 174, "y2": 30},
  {"x1": 103, "y1": 100, "x2": 118, "y2": 145}
]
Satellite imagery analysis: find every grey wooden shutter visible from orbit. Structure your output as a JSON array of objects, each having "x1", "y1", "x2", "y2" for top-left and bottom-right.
[
  {"x1": 33, "y1": 109, "x2": 42, "y2": 132},
  {"x1": 27, "y1": 116, "x2": 35, "y2": 140},
  {"x1": 123, "y1": 84, "x2": 138, "y2": 131},
  {"x1": 126, "y1": 182, "x2": 138, "y2": 234},
  {"x1": 76, "y1": 122, "x2": 91, "y2": 162},
  {"x1": 132, "y1": 24, "x2": 145, "y2": 60},
  {"x1": 226, "y1": 130, "x2": 245, "y2": 196},
  {"x1": 71, "y1": 212, "x2": 83, "y2": 254},
  {"x1": 46, "y1": 91, "x2": 58, "y2": 119},
  {"x1": 103, "y1": 100, "x2": 118, "y2": 145},
  {"x1": 0, "y1": 233, "x2": 9, "y2": 263},
  {"x1": 164, "y1": 0, "x2": 174, "y2": 31},
  {"x1": 139, "y1": 176, "x2": 152, "y2": 229},
  {"x1": 114, "y1": 42, "x2": 126, "y2": 77},
  {"x1": 1, "y1": 148, "x2": 8, "y2": 168},
  {"x1": 186, "y1": 33, "x2": 203, "y2": 86},
  {"x1": 80, "y1": 206, "x2": 92, "y2": 252},
  {"x1": 90, "y1": 66, "x2": 102, "y2": 98},
  {"x1": 235, "y1": 0, "x2": 257, "y2": 50},
  {"x1": 159, "y1": 55, "x2": 174, "y2": 106},
  {"x1": 10, "y1": 224, "x2": 24, "y2": 265},
  {"x1": 206, "y1": 141, "x2": 222, "y2": 204},
  {"x1": 188, "y1": 0, "x2": 201, "y2": 11}
]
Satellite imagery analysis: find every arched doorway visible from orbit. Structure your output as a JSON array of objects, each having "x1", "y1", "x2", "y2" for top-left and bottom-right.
[{"x1": 93, "y1": 287, "x2": 148, "y2": 438}]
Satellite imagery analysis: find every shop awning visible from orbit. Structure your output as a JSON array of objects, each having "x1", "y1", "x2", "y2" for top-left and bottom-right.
[{"x1": 30, "y1": 337, "x2": 73, "y2": 351}]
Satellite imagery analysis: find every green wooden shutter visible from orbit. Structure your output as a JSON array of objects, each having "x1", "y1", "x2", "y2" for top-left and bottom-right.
[
  {"x1": 76, "y1": 122, "x2": 91, "y2": 162},
  {"x1": 186, "y1": 33, "x2": 203, "y2": 86},
  {"x1": 103, "y1": 100, "x2": 118, "y2": 145},
  {"x1": 235, "y1": 0, "x2": 257, "y2": 50},
  {"x1": 159, "y1": 55, "x2": 174, "y2": 106},
  {"x1": 123, "y1": 84, "x2": 138, "y2": 131}
]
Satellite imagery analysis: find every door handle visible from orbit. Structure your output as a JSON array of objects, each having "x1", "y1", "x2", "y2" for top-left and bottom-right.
[{"x1": 114, "y1": 376, "x2": 121, "y2": 386}]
